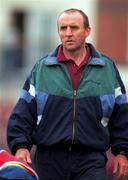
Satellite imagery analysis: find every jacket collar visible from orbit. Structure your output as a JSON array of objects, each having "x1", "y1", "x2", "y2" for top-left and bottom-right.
[
  {"x1": 44, "y1": 46, "x2": 59, "y2": 65},
  {"x1": 44, "y1": 43, "x2": 105, "y2": 67},
  {"x1": 88, "y1": 57, "x2": 105, "y2": 66}
]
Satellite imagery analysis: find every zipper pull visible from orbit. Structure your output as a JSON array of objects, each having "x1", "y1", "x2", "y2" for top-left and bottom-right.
[{"x1": 74, "y1": 89, "x2": 77, "y2": 96}]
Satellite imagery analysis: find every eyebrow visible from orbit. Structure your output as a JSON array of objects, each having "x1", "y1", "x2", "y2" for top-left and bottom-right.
[{"x1": 59, "y1": 24, "x2": 79, "y2": 28}]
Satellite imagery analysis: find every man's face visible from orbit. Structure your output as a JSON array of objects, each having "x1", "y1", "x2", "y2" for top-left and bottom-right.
[{"x1": 58, "y1": 12, "x2": 90, "y2": 52}]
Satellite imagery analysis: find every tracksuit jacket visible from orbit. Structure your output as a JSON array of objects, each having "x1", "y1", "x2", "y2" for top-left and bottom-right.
[{"x1": 7, "y1": 43, "x2": 128, "y2": 156}]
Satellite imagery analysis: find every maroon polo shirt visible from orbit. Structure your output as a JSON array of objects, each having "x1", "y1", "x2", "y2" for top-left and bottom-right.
[{"x1": 57, "y1": 45, "x2": 90, "y2": 90}]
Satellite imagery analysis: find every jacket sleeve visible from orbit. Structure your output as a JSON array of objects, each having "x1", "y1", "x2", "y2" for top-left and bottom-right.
[
  {"x1": 109, "y1": 63, "x2": 128, "y2": 156},
  {"x1": 7, "y1": 66, "x2": 37, "y2": 155}
]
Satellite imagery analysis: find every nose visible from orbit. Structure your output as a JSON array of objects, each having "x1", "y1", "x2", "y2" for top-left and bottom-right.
[{"x1": 66, "y1": 27, "x2": 72, "y2": 36}]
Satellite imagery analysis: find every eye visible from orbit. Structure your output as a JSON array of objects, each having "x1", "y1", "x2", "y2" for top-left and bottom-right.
[
  {"x1": 60, "y1": 26, "x2": 67, "y2": 30},
  {"x1": 71, "y1": 26, "x2": 79, "y2": 30}
]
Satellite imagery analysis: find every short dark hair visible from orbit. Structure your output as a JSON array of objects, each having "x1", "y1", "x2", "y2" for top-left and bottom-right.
[{"x1": 59, "y1": 8, "x2": 90, "y2": 28}]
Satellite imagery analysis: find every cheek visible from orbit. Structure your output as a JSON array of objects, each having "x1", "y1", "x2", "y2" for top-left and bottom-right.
[
  {"x1": 59, "y1": 35, "x2": 65, "y2": 43},
  {"x1": 59, "y1": 32, "x2": 64, "y2": 38},
  {"x1": 76, "y1": 33, "x2": 86, "y2": 41}
]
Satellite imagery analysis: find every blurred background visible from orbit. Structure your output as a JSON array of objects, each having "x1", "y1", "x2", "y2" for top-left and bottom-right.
[{"x1": 0, "y1": 0, "x2": 128, "y2": 179}]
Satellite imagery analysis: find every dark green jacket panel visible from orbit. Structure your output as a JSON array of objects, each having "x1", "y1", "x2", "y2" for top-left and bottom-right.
[{"x1": 31, "y1": 54, "x2": 118, "y2": 99}]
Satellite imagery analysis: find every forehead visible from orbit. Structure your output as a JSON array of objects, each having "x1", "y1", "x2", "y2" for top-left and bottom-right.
[{"x1": 58, "y1": 12, "x2": 84, "y2": 26}]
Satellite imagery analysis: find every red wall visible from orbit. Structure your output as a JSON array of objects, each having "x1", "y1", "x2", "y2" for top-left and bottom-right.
[{"x1": 97, "y1": 0, "x2": 128, "y2": 64}]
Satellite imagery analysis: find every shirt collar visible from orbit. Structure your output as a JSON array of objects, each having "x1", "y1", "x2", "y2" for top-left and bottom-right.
[{"x1": 57, "y1": 45, "x2": 67, "y2": 62}]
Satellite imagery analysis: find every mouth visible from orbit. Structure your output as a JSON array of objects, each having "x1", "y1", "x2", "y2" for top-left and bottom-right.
[
  {"x1": 65, "y1": 40, "x2": 74, "y2": 44},
  {"x1": 66, "y1": 39, "x2": 73, "y2": 42}
]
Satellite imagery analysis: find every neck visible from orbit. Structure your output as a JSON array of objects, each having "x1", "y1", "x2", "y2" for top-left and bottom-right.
[{"x1": 63, "y1": 46, "x2": 87, "y2": 66}]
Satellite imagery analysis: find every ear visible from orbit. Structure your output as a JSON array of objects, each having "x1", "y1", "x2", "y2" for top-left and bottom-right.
[{"x1": 85, "y1": 27, "x2": 91, "y2": 37}]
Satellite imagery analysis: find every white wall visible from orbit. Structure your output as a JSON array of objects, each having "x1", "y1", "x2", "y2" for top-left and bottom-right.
[{"x1": 0, "y1": 0, "x2": 98, "y2": 45}]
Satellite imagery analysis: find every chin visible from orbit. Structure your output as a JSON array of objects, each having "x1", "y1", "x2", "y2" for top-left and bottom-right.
[
  {"x1": 67, "y1": 47, "x2": 78, "y2": 52},
  {"x1": 65, "y1": 45, "x2": 76, "y2": 51}
]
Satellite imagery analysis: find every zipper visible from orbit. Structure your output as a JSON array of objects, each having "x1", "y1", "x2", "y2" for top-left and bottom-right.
[{"x1": 69, "y1": 89, "x2": 77, "y2": 151}]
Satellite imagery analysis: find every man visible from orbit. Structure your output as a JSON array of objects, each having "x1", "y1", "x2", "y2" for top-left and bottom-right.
[
  {"x1": 7, "y1": 8, "x2": 128, "y2": 180},
  {"x1": 0, "y1": 148, "x2": 38, "y2": 179}
]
